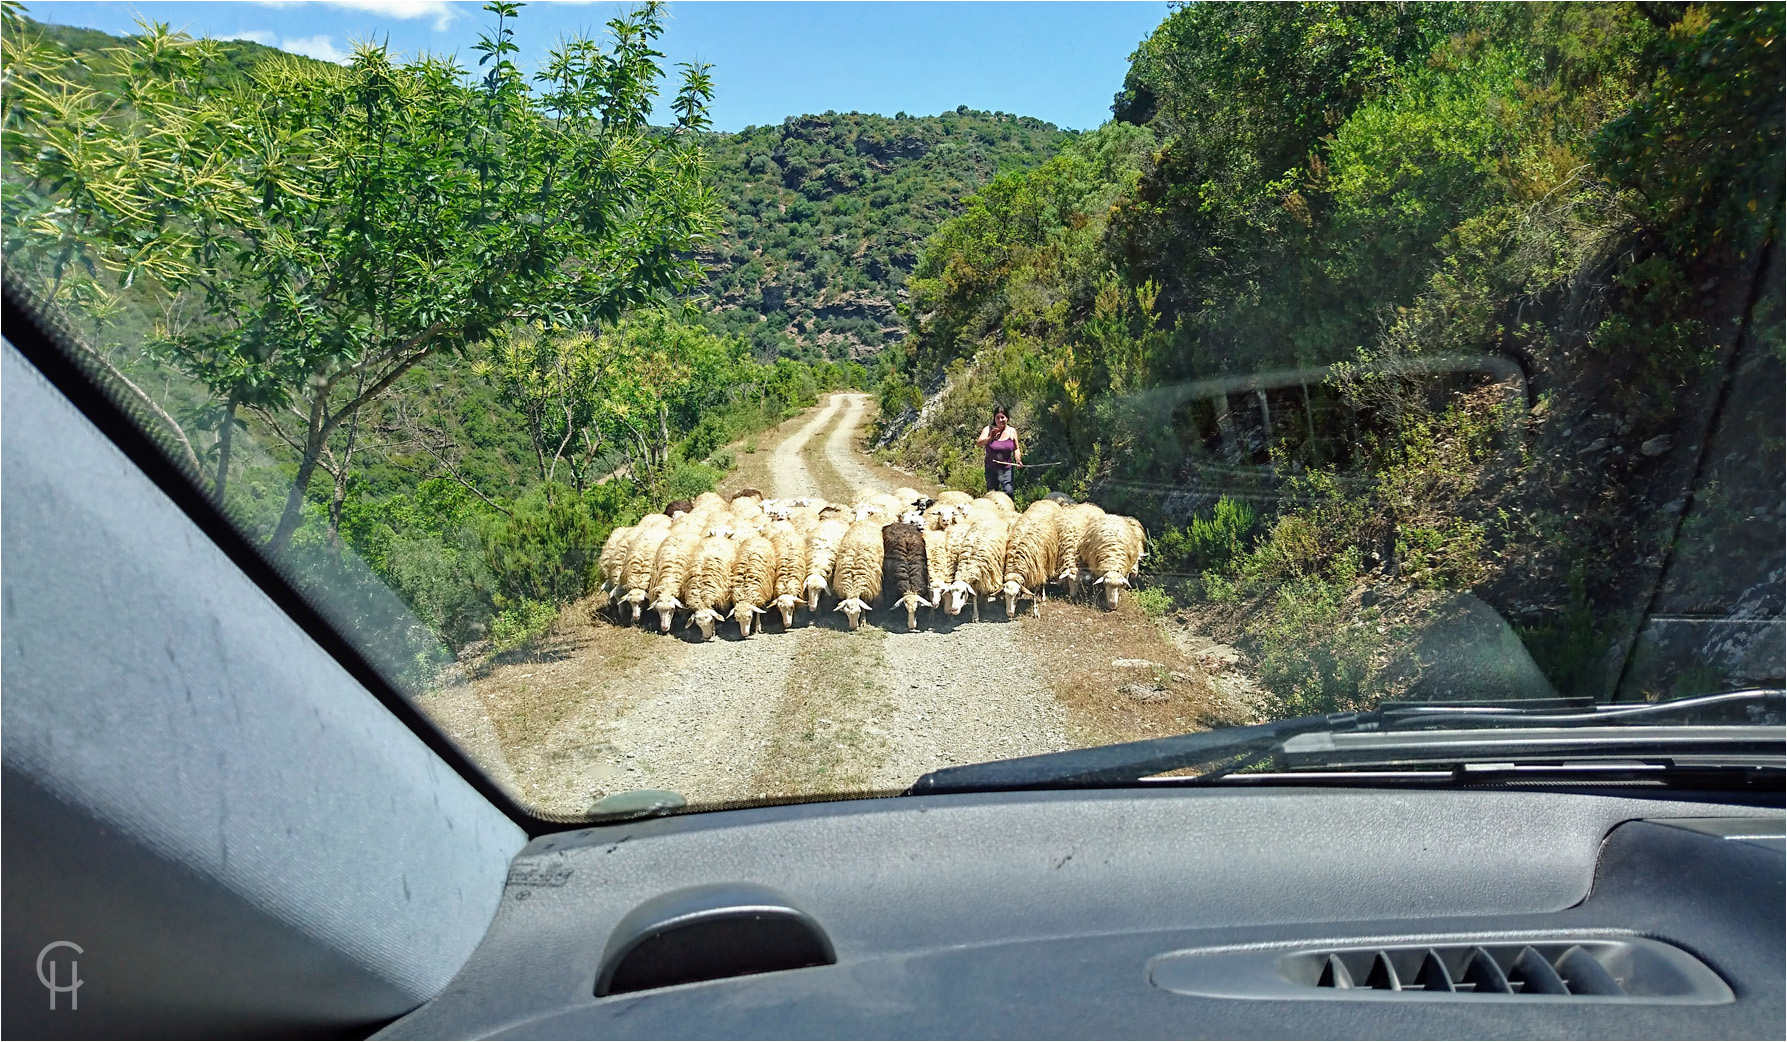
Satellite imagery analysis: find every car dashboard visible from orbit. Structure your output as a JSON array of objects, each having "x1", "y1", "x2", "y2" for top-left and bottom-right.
[{"x1": 381, "y1": 787, "x2": 1784, "y2": 1039}]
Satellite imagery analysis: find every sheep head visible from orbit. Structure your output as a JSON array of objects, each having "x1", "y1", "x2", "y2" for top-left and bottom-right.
[
  {"x1": 834, "y1": 597, "x2": 871, "y2": 630},
  {"x1": 650, "y1": 594, "x2": 684, "y2": 633},
  {"x1": 622, "y1": 588, "x2": 648, "y2": 622},
  {"x1": 686, "y1": 607, "x2": 724, "y2": 641},
  {"x1": 895, "y1": 591, "x2": 931, "y2": 631},
  {"x1": 803, "y1": 574, "x2": 828, "y2": 610},
  {"x1": 943, "y1": 579, "x2": 973, "y2": 616},
  {"x1": 1094, "y1": 573, "x2": 1130, "y2": 610},
  {"x1": 774, "y1": 593, "x2": 802, "y2": 629},
  {"x1": 731, "y1": 603, "x2": 765, "y2": 638}
]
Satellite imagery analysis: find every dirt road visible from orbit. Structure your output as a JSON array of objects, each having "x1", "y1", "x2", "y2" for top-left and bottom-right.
[{"x1": 425, "y1": 392, "x2": 1215, "y2": 818}]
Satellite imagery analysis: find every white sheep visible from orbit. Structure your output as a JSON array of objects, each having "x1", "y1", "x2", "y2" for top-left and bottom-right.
[
  {"x1": 769, "y1": 523, "x2": 809, "y2": 629},
  {"x1": 1055, "y1": 502, "x2": 1107, "y2": 598},
  {"x1": 1001, "y1": 503, "x2": 1063, "y2": 619},
  {"x1": 618, "y1": 521, "x2": 673, "y2": 622},
  {"x1": 923, "y1": 528, "x2": 951, "y2": 609},
  {"x1": 728, "y1": 534, "x2": 779, "y2": 638},
  {"x1": 647, "y1": 530, "x2": 702, "y2": 633},
  {"x1": 980, "y1": 489, "x2": 1016, "y2": 513},
  {"x1": 1080, "y1": 514, "x2": 1145, "y2": 610},
  {"x1": 830, "y1": 520, "x2": 886, "y2": 630},
  {"x1": 598, "y1": 525, "x2": 636, "y2": 602},
  {"x1": 682, "y1": 535, "x2": 739, "y2": 641},
  {"x1": 944, "y1": 515, "x2": 1011, "y2": 622},
  {"x1": 802, "y1": 518, "x2": 851, "y2": 609}
]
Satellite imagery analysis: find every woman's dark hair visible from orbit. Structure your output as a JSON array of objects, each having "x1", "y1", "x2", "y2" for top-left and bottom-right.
[{"x1": 992, "y1": 405, "x2": 1009, "y2": 420}]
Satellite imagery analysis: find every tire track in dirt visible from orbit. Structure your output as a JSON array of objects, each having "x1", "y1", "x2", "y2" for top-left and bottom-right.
[
  {"x1": 811, "y1": 391, "x2": 1071, "y2": 790},
  {"x1": 547, "y1": 393, "x2": 862, "y2": 809},
  {"x1": 767, "y1": 391, "x2": 842, "y2": 499}
]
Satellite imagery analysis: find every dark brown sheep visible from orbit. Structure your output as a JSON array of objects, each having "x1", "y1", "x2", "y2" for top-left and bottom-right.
[
  {"x1": 664, "y1": 499, "x2": 695, "y2": 517},
  {"x1": 881, "y1": 522, "x2": 932, "y2": 631}
]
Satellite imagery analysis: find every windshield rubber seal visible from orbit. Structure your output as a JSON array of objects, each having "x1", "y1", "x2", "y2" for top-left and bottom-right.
[{"x1": 3, "y1": 275, "x2": 565, "y2": 838}]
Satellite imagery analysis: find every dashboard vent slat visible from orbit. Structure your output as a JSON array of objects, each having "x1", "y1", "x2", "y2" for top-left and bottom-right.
[
  {"x1": 1364, "y1": 951, "x2": 1401, "y2": 991},
  {"x1": 1555, "y1": 945, "x2": 1623, "y2": 995},
  {"x1": 1461, "y1": 947, "x2": 1512, "y2": 993},
  {"x1": 1415, "y1": 949, "x2": 1455, "y2": 993},
  {"x1": 1509, "y1": 946, "x2": 1570, "y2": 994},
  {"x1": 1317, "y1": 955, "x2": 1354, "y2": 989}
]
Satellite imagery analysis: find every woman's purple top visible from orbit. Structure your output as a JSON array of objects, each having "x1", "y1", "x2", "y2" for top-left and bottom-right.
[{"x1": 985, "y1": 434, "x2": 1017, "y2": 466}]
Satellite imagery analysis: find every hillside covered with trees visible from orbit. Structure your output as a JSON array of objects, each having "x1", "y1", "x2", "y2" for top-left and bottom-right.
[
  {"x1": 877, "y1": 2, "x2": 1783, "y2": 709},
  {"x1": 693, "y1": 110, "x2": 1073, "y2": 363}
]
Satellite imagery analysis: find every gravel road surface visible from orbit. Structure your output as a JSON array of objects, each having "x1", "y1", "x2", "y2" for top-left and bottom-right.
[{"x1": 453, "y1": 392, "x2": 1071, "y2": 815}]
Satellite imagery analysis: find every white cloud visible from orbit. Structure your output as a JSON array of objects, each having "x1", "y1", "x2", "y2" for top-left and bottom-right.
[
  {"x1": 281, "y1": 34, "x2": 352, "y2": 63},
  {"x1": 252, "y1": 1, "x2": 463, "y2": 32},
  {"x1": 222, "y1": 29, "x2": 279, "y2": 46}
]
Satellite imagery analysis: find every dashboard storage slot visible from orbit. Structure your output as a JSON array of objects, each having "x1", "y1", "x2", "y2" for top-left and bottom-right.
[
  {"x1": 595, "y1": 884, "x2": 836, "y2": 997},
  {"x1": 1151, "y1": 936, "x2": 1735, "y2": 1003}
]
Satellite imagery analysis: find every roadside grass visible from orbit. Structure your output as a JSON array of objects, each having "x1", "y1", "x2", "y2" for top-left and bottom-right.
[
  {"x1": 1013, "y1": 596, "x2": 1218, "y2": 751},
  {"x1": 749, "y1": 626, "x2": 894, "y2": 798},
  {"x1": 466, "y1": 597, "x2": 680, "y2": 811}
]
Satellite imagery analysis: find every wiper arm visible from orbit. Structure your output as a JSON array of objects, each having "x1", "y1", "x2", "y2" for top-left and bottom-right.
[
  {"x1": 908, "y1": 712, "x2": 1370, "y2": 795},
  {"x1": 907, "y1": 690, "x2": 1784, "y2": 796}
]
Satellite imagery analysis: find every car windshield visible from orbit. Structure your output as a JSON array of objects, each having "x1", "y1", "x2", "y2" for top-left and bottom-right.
[{"x1": 3, "y1": 1, "x2": 1781, "y2": 824}]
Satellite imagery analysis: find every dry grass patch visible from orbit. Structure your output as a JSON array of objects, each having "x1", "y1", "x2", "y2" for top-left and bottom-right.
[
  {"x1": 468, "y1": 600, "x2": 685, "y2": 802},
  {"x1": 1014, "y1": 597, "x2": 1219, "y2": 750},
  {"x1": 750, "y1": 626, "x2": 895, "y2": 798}
]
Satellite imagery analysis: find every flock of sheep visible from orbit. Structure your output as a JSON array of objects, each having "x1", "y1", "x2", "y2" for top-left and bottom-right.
[{"x1": 598, "y1": 487, "x2": 1147, "y2": 640}]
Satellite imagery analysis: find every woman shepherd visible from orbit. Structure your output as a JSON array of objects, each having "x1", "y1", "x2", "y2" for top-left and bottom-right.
[{"x1": 976, "y1": 407, "x2": 1022, "y2": 496}]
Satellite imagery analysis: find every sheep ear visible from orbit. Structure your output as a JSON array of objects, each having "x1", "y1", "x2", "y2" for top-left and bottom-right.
[
  {"x1": 1094, "y1": 576, "x2": 1107, "y2": 585},
  {"x1": 752, "y1": 605, "x2": 766, "y2": 614},
  {"x1": 1021, "y1": 586, "x2": 1036, "y2": 598}
]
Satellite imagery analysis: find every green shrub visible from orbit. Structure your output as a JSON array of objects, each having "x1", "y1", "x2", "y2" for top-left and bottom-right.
[
  {"x1": 680, "y1": 415, "x2": 729, "y2": 463},
  {"x1": 1132, "y1": 586, "x2": 1173, "y2": 618},
  {"x1": 1152, "y1": 497, "x2": 1258, "y2": 580},
  {"x1": 662, "y1": 461, "x2": 722, "y2": 501},
  {"x1": 487, "y1": 599, "x2": 560, "y2": 653},
  {"x1": 481, "y1": 484, "x2": 599, "y2": 606},
  {"x1": 383, "y1": 529, "x2": 496, "y2": 652},
  {"x1": 1253, "y1": 577, "x2": 1390, "y2": 718}
]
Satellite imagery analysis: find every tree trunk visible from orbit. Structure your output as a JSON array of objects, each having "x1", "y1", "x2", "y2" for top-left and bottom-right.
[
  {"x1": 326, "y1": 373, "x2": 367, "y2": 549},
  {"x1": 213, "y1": 394, "x2": 238, "y2": 503},
  {"x1": 266, "y1": 390, "x2": 330, "y2": 557},
  {"x1": 657, "y1": 405, "x2": 670, "y2": 469}
]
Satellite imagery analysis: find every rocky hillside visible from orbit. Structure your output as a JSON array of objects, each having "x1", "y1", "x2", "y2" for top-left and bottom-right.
[{"x1": 695, "y1": 110, "x2": 1074, "y2": 363}]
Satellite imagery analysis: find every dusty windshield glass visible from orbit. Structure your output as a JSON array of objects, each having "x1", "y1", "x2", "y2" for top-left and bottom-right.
[{"x1": 3, "y1": 1, "x2": 1781, "y2": 822}]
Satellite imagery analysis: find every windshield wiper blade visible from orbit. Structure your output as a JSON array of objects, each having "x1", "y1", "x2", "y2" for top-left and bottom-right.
[
  {"x1": 908, "y1": 712, "x2": 1370, "y2": 795},
  {"x1": 906, "y1": 690, "x2": 1784, "y2": 796}
]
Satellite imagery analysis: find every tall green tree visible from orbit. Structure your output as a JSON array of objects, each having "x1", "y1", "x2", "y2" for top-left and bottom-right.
[{"x1": 1, "y1": 0, "x2": 718, "y2": 552}]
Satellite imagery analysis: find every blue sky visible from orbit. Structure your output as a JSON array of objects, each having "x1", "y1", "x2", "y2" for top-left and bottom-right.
[{"x1": 23, "y1": 1, "x2": 1169, "y2": 131}]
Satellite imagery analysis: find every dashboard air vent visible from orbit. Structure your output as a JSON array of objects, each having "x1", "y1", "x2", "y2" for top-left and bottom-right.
[
  {"x1": 1300, "y1": 944, "x2": 1629, "y2": 996},
  {"x1": 1150, "y1": 936, "x2": 1733, "y2": 1004}
]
